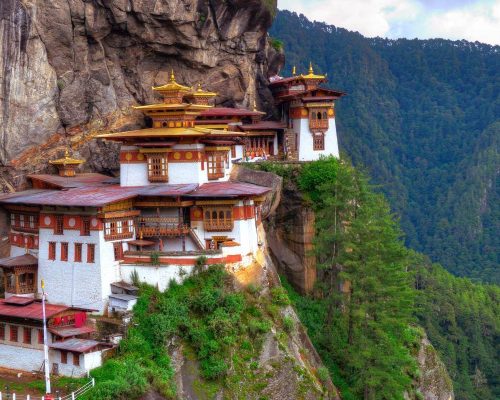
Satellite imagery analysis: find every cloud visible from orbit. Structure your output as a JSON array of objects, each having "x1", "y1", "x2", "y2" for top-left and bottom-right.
[{"x1": 278, "y1": 0, "x2": 500, "y2": 45}]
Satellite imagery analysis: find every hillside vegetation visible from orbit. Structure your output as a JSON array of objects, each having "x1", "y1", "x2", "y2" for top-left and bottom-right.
[
  {"x1": 253, "y1": 158, "x2": 499, "y2": 400},
  {"x1": 84, "y1": 262, "x2": 329, "y2": 400},
  {"x1": 270, "y1": 11, "x2": 499, "y2": 283}
]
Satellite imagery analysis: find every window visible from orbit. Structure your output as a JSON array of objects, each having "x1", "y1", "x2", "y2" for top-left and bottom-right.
[
  {"x1": 23, "y1": 327, "x2": 31, "y2": 344},
  {"x1": 73, "y1": 352, "x2": 80, "y2": 367},
  {"x1": 74, "y1": 243, "x2": 82, "y2": 262},
  {"x1": 61, "y1": 242, "x2": 68, "y2": 261},
  {"x1": 38, "y1": 329, "x2": 44, "y2": 344},
  {"x1": 55, "y1": 215, "x2": 64, "y2": 235},
  {"x1": 10, "y1": 325, "x2": 18, "y2": 342},
  {"x1": 231, "y1": 146, "x2": 236, "y2": 158},
  {"x1": 10, "y1": 213, "x2": 38, "y2": 233},
  {"x1": 48, "y1": 242, "x2": 56, "y2": 261},
  {"x1": 0, "y1": 324, "x2": 4, "y2": 340},
  {"x1": 147, "y1": 153, "x2": 168, "y2": 182},
  {"x1": 206, "y1": 152, "x2": 226, "y2": 180},
  {"x1": 104, "y1": 219, "x2": 134, "y2": 241},
  {"x1": 113, "y1": 242, "x2": 123, "y2": 261},
  {"x1": 87, "y1": 244, "x2": 95, "y2": 263},
  {"x1": 203, "y1": 206, "x2": 234, "y2": 231},
  {"x1": 313, "y1": 133, "x2": 325, "y2": 151},
  {"x1": 61, "y1": 351, "x2": 67, "y2": 364},
  {"x1": 81, "y1": 217, "x2": 91, "y2": 236}
]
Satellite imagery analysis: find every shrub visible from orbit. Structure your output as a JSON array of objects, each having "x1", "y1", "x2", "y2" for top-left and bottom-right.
[
  {"x1": 317, "y1": 366, "x2": 330, "y2": 383},
  {"x1": 270, "y1": 286, "x2": 290, "y2": 306},
  {"x1": 283, "y1": 316, "x2": 294, "y2": 333}
]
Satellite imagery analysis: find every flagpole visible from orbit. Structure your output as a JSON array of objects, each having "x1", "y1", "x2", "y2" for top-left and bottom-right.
[{"x1": 41, "y1": 279, "x2": 51, "y2": 395}]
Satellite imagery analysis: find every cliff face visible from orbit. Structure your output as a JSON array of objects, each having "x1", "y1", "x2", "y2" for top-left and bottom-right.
[
  {"x1": 0, "y1": 0, "x2": 283, "y2": 188},
  {"x1": 416, "y1": 335, "x2": 454, "y2": 400}
]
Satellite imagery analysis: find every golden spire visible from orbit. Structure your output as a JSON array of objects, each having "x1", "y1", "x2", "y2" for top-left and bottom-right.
[
  {"x1": 292, "y1": 65, "x2": 296, "y2": 75},
  {"x1": 253, "y1": 99, "x2": 258, "y2": 111},
  {"x1": 49, "y1": 148, "x2": 85, "y2": 177},
  {"x1": 170, "y1": 69, "x2": 176, "y2": 82},
  {"x1": 308, "y1": 61, "x2": 314, "y2": 75},
  {"x1": 197, "y1": 83, "x2": 203, "y2": 92}
]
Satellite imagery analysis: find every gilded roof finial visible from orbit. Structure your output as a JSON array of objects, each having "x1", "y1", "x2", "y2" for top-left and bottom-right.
[
  {"x1": 308, "y1": 61, "x2": 314, "y2": 75},
  {"x1": 292, "y1": 65, "x2": 296, "y2": 75},
  {"x1": 170, "y1": 69, "x2": 176, "y2": 82},
  {"x1": 64, "y1": 148, "x2": 70, "y2": 158},
  {"x1": 253, "y1": 99, "x2": 258, "y2": 112},
  {"x1": 197, "y1": 83, "x2": 203, "y2": 92}
]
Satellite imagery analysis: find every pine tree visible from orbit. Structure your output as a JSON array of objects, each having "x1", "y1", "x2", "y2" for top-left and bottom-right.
[{"x1": 301, "y1": 157, "x2": 416, "y2": 399}]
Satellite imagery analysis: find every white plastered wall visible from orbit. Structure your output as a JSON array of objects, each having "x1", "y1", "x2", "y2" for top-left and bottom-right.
[
  {"x1": 37, "y1": 222, "x2": 121, "y2": 313},
  {"x1": 121, "y1": 264, "x2": 194, "y2": 291},
  {"x1": 294, "y1": 118, "x2": 339, "y2": 161}
]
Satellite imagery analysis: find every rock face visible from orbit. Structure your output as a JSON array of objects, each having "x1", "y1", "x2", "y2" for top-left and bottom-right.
[
  {"x1": 231, "y1": 164, "x2": 317, "y2": 295},
  {"x1": 416, "y1": 335, "x2": 454, "y2": 400},
  {"x1": 0, "y1": 0, "x2": 283, "y2": 188}
]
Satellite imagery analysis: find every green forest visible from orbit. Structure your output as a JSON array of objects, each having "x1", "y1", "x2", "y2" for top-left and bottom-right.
[
  {"x1": 269, "y1": 11, "x2": 499, "y2": 283},
  {"x1": 254, "y1": 158, "x2": 499, "y2": 400}
]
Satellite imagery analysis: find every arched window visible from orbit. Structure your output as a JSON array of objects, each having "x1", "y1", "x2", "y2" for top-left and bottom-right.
[
  {"x1": 317, "y1": 111, "x2": 322, "y2": 120},
  {"x1": 323, "y1": 111, "x2": 327, "y2": 120},
  {"x1": 311, "y1": 112, "x2": 316, "y2": 120}
]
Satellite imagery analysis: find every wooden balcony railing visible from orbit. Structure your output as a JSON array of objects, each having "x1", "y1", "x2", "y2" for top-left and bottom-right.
[
  {"x1": 6, "y1": 284, "x2": 36, "y2": 294},
  {"x1": 203, "y1": 220, "x2": 234, "y2": 232},
  {"x1": 309, "y1": 119, "x2": 329, "y2": 130},
  {"x1": 136, "y1": 217, "x2": 189, "y2": 237},
  {"x1": 11, "y1": 223, "x2": 39, "y2": 233}
]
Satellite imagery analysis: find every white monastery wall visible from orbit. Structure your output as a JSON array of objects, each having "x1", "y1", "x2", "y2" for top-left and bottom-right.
[
  {"x1": 121, "y1": 264, "x2": 194, "y2": 291},
  {"x1": 38, "y1": 227, "x2": 105, "y2": 311},
  {"x1": 296, "y1": 118, "x2": 339, "y2": 161},
  {"x1": 0, "y1": 344, "x2": 45, "y2": 372}
]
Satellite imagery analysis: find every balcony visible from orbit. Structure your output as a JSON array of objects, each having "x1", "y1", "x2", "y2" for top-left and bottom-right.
[
  {"x1": 309, "y1": 119, "x2": 329, "y2": 131},
  {"x1": 136, "y1": 217, "x2": 190, "y2": 237},
  {"x1": 203, "y1": 219, "x2": 234, "y2": 232}
]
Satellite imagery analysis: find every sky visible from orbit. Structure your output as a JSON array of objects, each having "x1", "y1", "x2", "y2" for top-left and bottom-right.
[{"x1": 278, "y1": 0, "x2": 500, "y2": 45}]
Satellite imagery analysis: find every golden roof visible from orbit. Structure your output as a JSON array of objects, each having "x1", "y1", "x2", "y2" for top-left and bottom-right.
[
  {"x1": 190, "y1": 83, "x2": 217, "y2": 97},
  {"x1": 132, "y1": 103, "x2": 213, "y2": 111},
  {"x1": 152, "y1": 70, "x2": 191, "y2": 92},
  {"x1": 300, "y1": 62, "x2": 326, "y2": 80},
  {"x1": 49, "y1": 149, "x2": 85, "y2": 166}
]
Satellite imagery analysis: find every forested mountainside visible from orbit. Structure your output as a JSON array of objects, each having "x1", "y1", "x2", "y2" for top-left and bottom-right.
[
  {"x1": 269, "y1": 11, "x2": 499, "y2": 283},
  {"x1": 252, "y1": 158, "x2": 498, "y2": 400}
]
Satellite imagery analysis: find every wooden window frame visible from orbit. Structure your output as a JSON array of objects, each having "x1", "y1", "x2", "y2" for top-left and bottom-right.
[
  {"x1": 61, "y1": 350, "x2": 67, "y2": 364},
  {"x1": 81, "y1": 217, "x2": 91, "y2": 236},
  {"x1": 74, "y1": 243, "x2": 82, "y2": 262},
  {"x1": 147, "y1": 153, "x2": 168, "y2": 182},
  {"x1": 87, "y1": 244, "x2": 95, "y2": 263},
  {"x1": 38, "y1": 329, "x2": 44, "y2": 344},
  {"x1": 61, "y1": 242, "x2": 69, "y2": 261},
  {"x1": 10, "y1": 213, "x2": 39, "y2": 233},
  {"x1": 113, "y1": 242, "x2": 123, "y2": 261},
  {"x1": 203, "y1": 206, "x2": 234, "y2": 231},
  {"x1": 206, "y1": 151, "x2": 226, "y2": 180},
  {"x1": 0, "y1": 324, "x2": 4, "y2": 341},
  {"x1": 104, "y1": 218, "x2": 134, "y2": 241},
  {"x1": 55, "y1": 215, "x2": 64, "y2": 235},
  {"x1": 23, "y1": 327, "x2": 31, "y2": 344},
  {"x1": 313, "y1": 132, "x2": 325, "y2": 151},
  {"x1": 48, "y1": 242, "x2": 56, "y2": 261},
  {"x1": 73, "y1": 352, "x2": 80, "y2": 367},
  {"x1": 10, "y1": 325, "x2": 18, "y2": 342}
]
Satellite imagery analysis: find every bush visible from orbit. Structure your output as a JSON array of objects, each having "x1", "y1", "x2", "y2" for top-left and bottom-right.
[
  {"x1": 283, "y1": 316, "x2": 294, "y2": 333},
  {"x1": 270, "y1": 287, "x2": 291, "y2": 306},
  {"x1": 317, "y1": 366, "x2": 330, "y2": 383}
]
